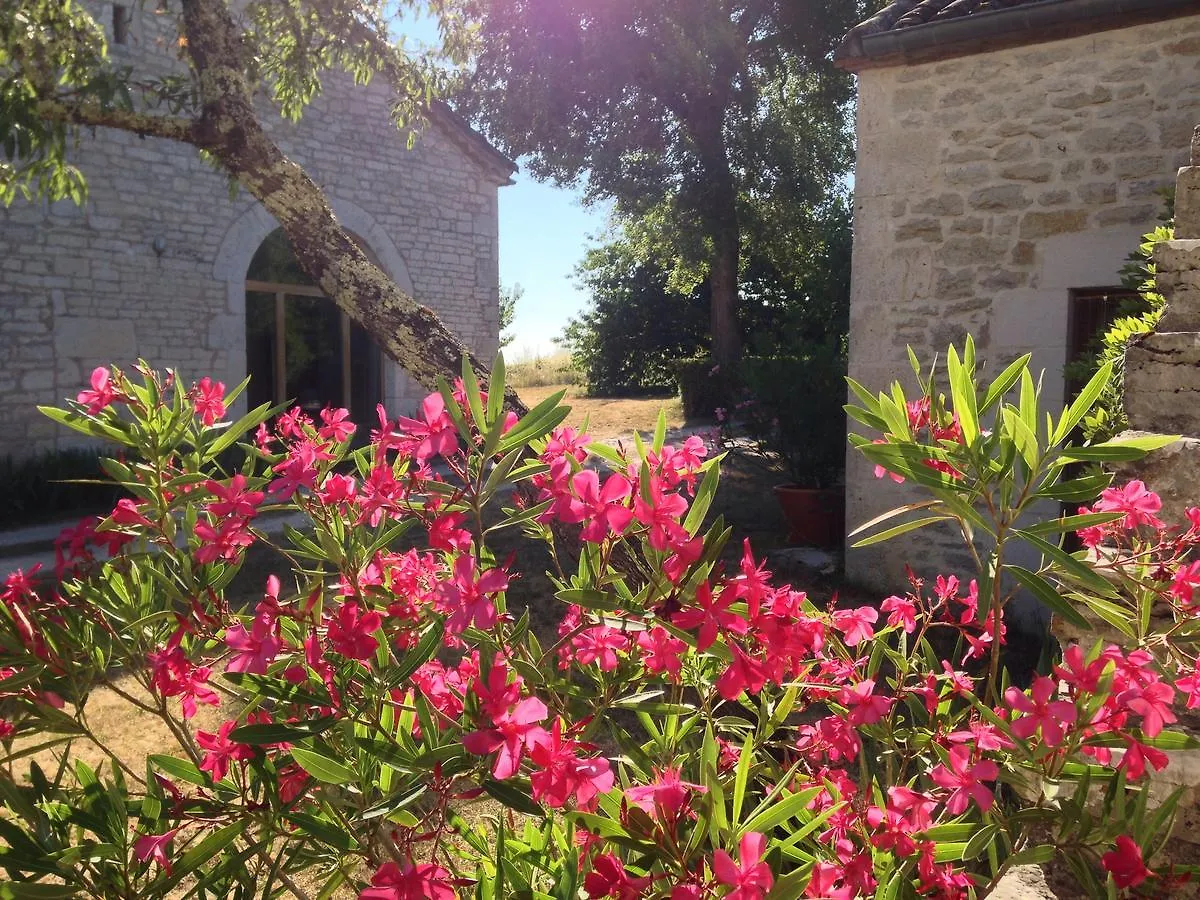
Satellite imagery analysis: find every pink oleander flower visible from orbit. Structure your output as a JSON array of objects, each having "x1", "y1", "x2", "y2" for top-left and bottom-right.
[
  {"x1": 1177, "y1": 664, "x2": 1200, "y2": 710},
  {"x1": 832, "y1": 606, "x2": 878, "y2": 647},
  {"x1": 472, "y1": 662, "x2": 523, "y2": 721},
  {"x1": 632, "y1": 475, "x2": 689, "y2": 551},
  {"x1": 1121, "y1": 680, "x2": 1177, "y2": 738},
  {"x1": 317, "y1": 406, "x2": 356, "y2": 443},
  {"x1": 196, "y1": 720, "x2": 253, "y2": 782},
  {"x1": 1005, "y1": 676, "x2": 1077, "y2": 747},
  {"x1": 947, "y1": 717, "x2": 1014, "y2": 752},
  {"x1": 428, "y1": 511, "x2": 472, "y2": 552},
  {"x1": 1172, "y1": 560, "x2": 1200, "y2": 608},
  {"x1": 881, "y1": 594, "x2": 917, "y2": 632},
  {"x1": 397, "y1": 392, "x2": 459, "y2": 461},
  {"x1": 1101, "y1": 835, "x2": 1151, "y2": 889},
  {"x1": 147, "y1": 635, "x2": 220, "y2": 719},
  {"x1": 930, "y1": 746, "x2": 998, "y2": 814},
  {"x1": 840, "y1": 680, "x2": 894, "y2": 726},
  {"x1": 77, "y1": 366, "x2": 119, "y2": 414},
  {"x1": 1094, "y1": 480, "x2": 1164, "y2": 530},
  {"x1": 871, "y1": 439, "x2": 905, "y2": 484},
  {"x1": 528, "y1": 720, "x2": 613, "y2": 810},
  {"x1": 462, "y1": 695, "x2": 549, "y2": 779},
  {"x1": 224, "y1": 610, "x2": 281, "y2": 675},
  {"x1": 110, "y1": 498, "x2": 154, "y2": 529},
  {"x1": 361, "y1": 860, "x2": 456, "y2": 900},
  {"x1": 561, "y1": 469, "x2": 635, "y2": 542},
  {"x1": 625, "y1": 766, "x2": 706, "y2": 828},
  {"x1": 584, "y1": 853, "x2": 652, "y2": 899},
  {"x1": 716, "y1": 643, "x2": 768, "y2": 700},
  {"x1": 636, "y1": 626, "x2": 688, "y2": 679},
  {"x1": 194, "y1": 517, "x2": 255, "y2": 565},
  {"x1": 1120, "y1": 735, "x2": 1169, "y2": 780},
  {"x1": 713, "y1": 832, "x2": 774, "y2": 900},
  {"x1": 439, "y1": 555, "x2": 509, "y2": 634},
  {"x1": 327, "y1": 601, "x2": 382, "y2": 662},
  {"x1": 193, "y1": 377, "x2": 226, "y2": 425},
  {"x1": 134, "y1": 829, "x2": 179, "y2": 874},
  {"x1": 317, "y1": 473, "x2": 357, "y2": 506},
  {"x1": 574, "y1": 626, "x2": 628, "y2": 671},
  {"x1": 672, "y1": 581, "x2": 748, "y2": 650}
]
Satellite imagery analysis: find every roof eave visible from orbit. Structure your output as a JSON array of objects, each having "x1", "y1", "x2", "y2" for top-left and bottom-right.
[
  {"x1": 427, "y1": 101, "x2": 518, "y2": 186},
  {"x1": 836, "y1": 0, "x2": 1199, "y2": 72}
]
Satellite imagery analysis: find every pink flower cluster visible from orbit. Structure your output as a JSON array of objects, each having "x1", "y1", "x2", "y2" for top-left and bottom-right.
[{"x1": 7, "y1": 368, "x2": 1198, "y2": 900}]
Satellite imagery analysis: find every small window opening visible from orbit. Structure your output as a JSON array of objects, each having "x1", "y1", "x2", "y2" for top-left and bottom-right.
[
  {"x1": 113, "y1": 4, "x2": 130, "y2": 44},
  {"x1": 1065, "y1": 287, "x2": 1139, "y2": 402}
]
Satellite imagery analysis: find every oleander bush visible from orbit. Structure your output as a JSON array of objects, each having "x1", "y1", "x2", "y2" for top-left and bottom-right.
[{"x1": 0, "y1": 346, "x2": 1198, "y2": 898}]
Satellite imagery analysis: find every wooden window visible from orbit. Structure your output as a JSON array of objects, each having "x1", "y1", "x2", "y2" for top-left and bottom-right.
[
  {"x1": 245, "y1": 230, "x2": 382, "y2": 425},
  {"x1": 1065, "y1": 287, "x2": 1138, "y2": 401}
]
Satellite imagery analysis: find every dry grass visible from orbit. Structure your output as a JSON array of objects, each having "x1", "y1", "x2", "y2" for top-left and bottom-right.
[
  {"x1": 506, "y1": 352, "x2": 580, "y2": 389},
  {"x1": 518, "y1": 384, "x2": 686, "y2": 440}
]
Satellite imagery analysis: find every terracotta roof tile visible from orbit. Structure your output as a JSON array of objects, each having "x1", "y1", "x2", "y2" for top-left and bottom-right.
[
  {"x1": 837, "y1": 0, "x2": 1191, "y2": 65},
  {"x1": 846, "y1": 0, "x2": 1048, "y2": 43}
]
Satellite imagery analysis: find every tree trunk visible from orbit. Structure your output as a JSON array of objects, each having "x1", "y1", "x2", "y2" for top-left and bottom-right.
[
  {"x1": 690, "y1": 105, "x2": 742, "y2": 372},
  {"x1": 708, "y1": 217, "x2": 742, "y2": 371},
  {"x1": 177, "y1": 0, "x2": 527, "y2": 414}
]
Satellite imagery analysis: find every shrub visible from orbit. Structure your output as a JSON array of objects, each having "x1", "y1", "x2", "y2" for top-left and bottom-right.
[
  {"x1": 674, "y1": 356, "x2": 739, "y2": 419},
  {"x1": 1064, "y1": 198, "x2": 1173, "y2": 442},
  {"x1": 1, "y1": 348, "x2": 1198, "y2": 898},
  {"x1": 737, "y1": 343, "x2": 847, "y2": 488}
]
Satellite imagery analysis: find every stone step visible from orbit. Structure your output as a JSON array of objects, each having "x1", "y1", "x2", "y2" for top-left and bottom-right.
[
  {"x1": 1113, "y1": 431, "x2": 1200, "y2": 527},
  {"x1": 1124, "y1": 331, "x2": 1200, "y2": 436},
  {"x1": 1154, "y1": 238, "x2": 1200, "y2": 332}
]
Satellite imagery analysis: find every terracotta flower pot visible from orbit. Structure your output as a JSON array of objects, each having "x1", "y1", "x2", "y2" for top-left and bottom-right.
[{"x1": 772, "y1": 485, "x2": 845, "y2": 548}]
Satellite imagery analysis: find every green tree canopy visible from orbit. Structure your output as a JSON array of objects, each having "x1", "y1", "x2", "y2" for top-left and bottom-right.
[
  {"x1": 458, "y1": 0, "x2": 869, "y2": 367},
  {"x1": 2, "y1": 0, "x2": 513, "y2": 403},
  {"x1": 563, "y1": 197, "x2": 852, "y2": 395}
]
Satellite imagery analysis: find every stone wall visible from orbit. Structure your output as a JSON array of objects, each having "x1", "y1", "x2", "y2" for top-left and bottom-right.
[
  {"x1": 0, "y1": 0, "x2": 509, "y2": 459},
  {"x1": 846, "y1": 14, "x2": 1200, "y2": 591}
]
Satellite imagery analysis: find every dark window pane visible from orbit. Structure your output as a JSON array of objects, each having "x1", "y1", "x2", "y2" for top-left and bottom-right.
[
  {"x1": 246, "y1": 291, "x2": 277, "y2": 409},
  {"x1": 350, "y1": 322, "x2": 383, "y2": 424},
  {"x1": 247, "y1": 229, "x2": 309, "y2": 285},
  {"x1": 286, "y1": 295, "x2": 343, "y2": 415}
]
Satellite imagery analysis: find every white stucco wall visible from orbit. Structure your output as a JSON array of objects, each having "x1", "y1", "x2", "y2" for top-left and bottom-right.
[
  {"x1": 845, "y1": 14, "x2": 1200, "y2": 590},
  {"x1": 0, "y1": 0, "x2": 508, "y2": 457}
]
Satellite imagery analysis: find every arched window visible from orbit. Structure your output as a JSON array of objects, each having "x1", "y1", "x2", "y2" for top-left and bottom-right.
[{"x1": 245, "y1": 229, "x2": 382, "y2": 425}]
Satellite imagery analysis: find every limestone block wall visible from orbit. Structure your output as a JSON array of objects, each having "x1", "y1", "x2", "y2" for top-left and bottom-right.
[
  {"x1": 0, "y1": 0, "x2": 507, "y2": 460},
  {"x1": 845, "y1": 14, "x2": 1200, "y2": 592}
]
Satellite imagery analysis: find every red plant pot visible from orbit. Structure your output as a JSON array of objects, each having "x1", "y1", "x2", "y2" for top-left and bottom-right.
[{"x1": 773, "y1": 485, "x2": 845, "y2": 548}]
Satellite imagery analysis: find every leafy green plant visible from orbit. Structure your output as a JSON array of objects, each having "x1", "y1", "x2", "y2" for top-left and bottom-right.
[
  {"x1": 725, "y1": 343, "x2": 848, "y2": 488},
  {"x1": 1, "y1": 348, "x2": 1199, "y2": 898},
  {"x1": 1064, "y1": 196, "x2": 1173, "y2": 442}
]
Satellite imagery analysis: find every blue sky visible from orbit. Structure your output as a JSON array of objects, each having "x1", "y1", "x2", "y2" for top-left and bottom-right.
[
  {"x1": 498, "y1": 176, "x2": 611, "y2": 361},
  {"x1": 396, "y1": 12, "x2": 608, "y2": 361}
]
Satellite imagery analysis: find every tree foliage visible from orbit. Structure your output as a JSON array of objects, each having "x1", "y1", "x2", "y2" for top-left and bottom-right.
[
  {"x1": 562, "y1": 199, "x2": 852, "y2": 396},
  {"x1": 1, "y1": 0, "x2": 513, "y2": 405},
  {"x1": 459, "y1": 0, "x2": 869, "y2": 367},
  {"x1": 560, "y1": 236, "x2": 710, "y2": 396},
  {"x1": 499, "y1": 281, "x2": 521, "y2": 348}
]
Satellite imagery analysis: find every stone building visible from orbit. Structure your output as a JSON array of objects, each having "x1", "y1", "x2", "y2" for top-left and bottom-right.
[
  {"x1": 836, "y1": 0, "x2": 1200, "y2": 590},
  {"x1": 0, "y1": 1, "x2": 515, "y2": 461}
]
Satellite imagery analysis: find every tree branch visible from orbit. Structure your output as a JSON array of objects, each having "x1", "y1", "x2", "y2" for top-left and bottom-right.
[
  {"x1": 174, "y1": 0, "x2": 526, "y2": 412},
  {"x1": 35, "y1": 99, "x2": 200, "y2": 144}
]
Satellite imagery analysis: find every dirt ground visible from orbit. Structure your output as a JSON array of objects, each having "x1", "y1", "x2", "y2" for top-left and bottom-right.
[{"x1": 518, "y1": 384, "x2": 687, "y2": 441}]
